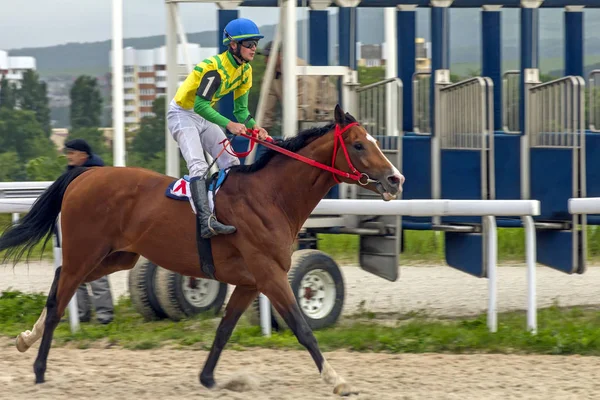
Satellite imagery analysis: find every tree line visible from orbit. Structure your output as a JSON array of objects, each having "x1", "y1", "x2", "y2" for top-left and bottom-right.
[{"x1": 3, "y1": 61, "x2": 544, "y2": 183}]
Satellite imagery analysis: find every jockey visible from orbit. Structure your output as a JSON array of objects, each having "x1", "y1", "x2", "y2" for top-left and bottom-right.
[{"x1": 167, "y1": 18, "x2": 269, "y2": 241}]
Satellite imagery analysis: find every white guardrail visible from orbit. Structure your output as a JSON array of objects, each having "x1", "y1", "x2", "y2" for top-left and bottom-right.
[
  {"x1": 569, "y1": 198, "x2": 600, "y2": 215},
  {"x1": 1, "y1": 183, "x2": 541, "y2": 334}
]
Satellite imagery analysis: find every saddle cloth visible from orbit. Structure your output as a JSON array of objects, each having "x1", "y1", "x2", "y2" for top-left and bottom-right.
[{"x1": 165, "y1": 169, "x2": 230, "y2": 214}]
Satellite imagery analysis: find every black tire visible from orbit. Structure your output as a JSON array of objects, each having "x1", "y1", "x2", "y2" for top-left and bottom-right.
[
  {"x1": 247, "y1": 249, "x2": 345, "y2": 331},
  {"x1": 154, "y1": 268, "x2": 228, "y2": 321},
  {"x1": 289, "y1": 250, "x2": 345, "y2": 330},
  {"x1": 128, "y1": 260, "x2": 169, "y2": 321}
]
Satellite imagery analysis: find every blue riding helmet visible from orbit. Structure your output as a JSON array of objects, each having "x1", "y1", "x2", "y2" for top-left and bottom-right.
[{"x1": 222, "y1": 18, "x2": 264, "y2": 45}]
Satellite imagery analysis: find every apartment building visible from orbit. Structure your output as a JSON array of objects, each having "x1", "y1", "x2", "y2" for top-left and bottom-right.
[
  {"x1": 0, "y1": 50, "x2": 36, "y2": 89},
  {"x1": 356, "y1": 39, "x2": 431, "y2": 71},
  {"x1": 111, "y1": 43, "x2": 217, "y2": 131}
]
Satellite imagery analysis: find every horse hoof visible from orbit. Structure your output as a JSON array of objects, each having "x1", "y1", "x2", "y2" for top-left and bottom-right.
[
  {"x1": 333, "y1": 382, "x2": 359, "y2": 396},
  {"x1": 200, "y1": 374, "x2": 216, "y2": 389},
  {"x1": 16, "y1": 333, "x2": 31, "y2": 353},
  {"x1": 35, "y1": 376, "x2": 45, "y2": 384}
]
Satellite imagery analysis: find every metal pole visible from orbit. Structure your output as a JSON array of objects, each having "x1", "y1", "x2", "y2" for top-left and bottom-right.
[
  {"x1": 259, "y1": 293, "x2": 272, "y2": 337},
  {"x1": 385, "y1": 7, "x2": 397, "y2": 136},
  {"x1": 522, "y1": 215, "x2": 537, "y2": 333},
  {"x1": 166, "y1": 3, "x2": 180, "y2": 177},
  {"x1": 54, "y1": 215, "x2": 80, "y2": 333},
  {"x1": 112, "y1": 0, "x2": 125, "y2": 167},
  {"x1": 245, "y1": 4, "x2": 284, "y2": 165},
  {"x1": 282, "y1": 0, "x2": 298, "y2": 138},
  {"x1": 484, "y1": 215, "x2": 498, "y2": 333}
]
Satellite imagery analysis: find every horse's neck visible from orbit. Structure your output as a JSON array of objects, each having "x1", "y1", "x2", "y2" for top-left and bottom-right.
[{"x1": 260, "y1": 134, "x2": 337, "y2": 233}]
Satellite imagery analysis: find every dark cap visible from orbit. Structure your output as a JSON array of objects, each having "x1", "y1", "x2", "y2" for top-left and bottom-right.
[
  {"x1": 64, "y1": 138, "x2": 92, "y2": 155},
  {"x1": 258, "y1": 41, "x2": 273, "y2": 56}
]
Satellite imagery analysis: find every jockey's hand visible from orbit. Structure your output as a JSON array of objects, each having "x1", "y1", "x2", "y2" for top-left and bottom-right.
[
  {"x1": 255, "y1": 126, "x2": 270, "y2": 141},
  {"x1": 227, "y1": 121, "x2": 247, "y2": 136}
]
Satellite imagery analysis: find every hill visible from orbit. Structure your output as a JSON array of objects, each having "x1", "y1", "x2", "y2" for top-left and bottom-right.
[{"x1": 9, "y1": 8, "x2": 600, "y2": 79}]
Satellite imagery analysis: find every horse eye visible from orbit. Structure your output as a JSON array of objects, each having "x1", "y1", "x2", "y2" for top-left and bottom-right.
[{"x1": 353, "y1": 143, "x2": 364, "y2": 151}]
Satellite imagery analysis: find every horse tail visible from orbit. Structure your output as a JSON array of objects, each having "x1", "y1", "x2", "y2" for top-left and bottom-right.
[{"x1": 0, "y1": 167, "x2": 90, "y2": 265}]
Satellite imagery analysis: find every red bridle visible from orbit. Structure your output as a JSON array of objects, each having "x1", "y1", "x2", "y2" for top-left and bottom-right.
[{"x1": 219, "y1": 122, "x2": 375, "y2": 186}]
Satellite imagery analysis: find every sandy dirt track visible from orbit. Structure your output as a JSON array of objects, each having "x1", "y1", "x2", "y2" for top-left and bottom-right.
[
  {"x1": 2, "y1": 261, "x2": 600, "y2": 399},
  {"x1": 2, "y1": 337, "x2": 600, "y2": 400}
]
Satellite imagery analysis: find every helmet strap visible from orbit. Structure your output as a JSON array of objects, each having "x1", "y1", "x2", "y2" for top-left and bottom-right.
[{"x1": 229, "y1": 43, "x2": 249, "y2": 64}]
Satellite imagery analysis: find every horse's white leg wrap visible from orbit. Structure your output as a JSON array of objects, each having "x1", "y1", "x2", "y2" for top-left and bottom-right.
[
  {"x1": 321, "y1": 359, "x2": 346, "y2": 387},
  {"x1": 321, "y1": 359, "x2": 359, "y2": 396},
  {"x1": 16, "y1": 307, "x2": 47, "y2": 353}
]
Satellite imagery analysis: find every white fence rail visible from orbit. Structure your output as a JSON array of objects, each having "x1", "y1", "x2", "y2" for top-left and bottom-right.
[{"x1": 1, "y1": 184, "x2": 541, "y2": 334}]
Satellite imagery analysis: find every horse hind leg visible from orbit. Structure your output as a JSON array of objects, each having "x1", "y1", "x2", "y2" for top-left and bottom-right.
[
  {"x1": 32, "y1": 246, "x2": 110, "y2": 384},
  {"x1": 260, "y1": 272, "x2": 359, "y2": 397},
  {"x1": 15, "y1": 274, "x2": 55, "y2": 353}
]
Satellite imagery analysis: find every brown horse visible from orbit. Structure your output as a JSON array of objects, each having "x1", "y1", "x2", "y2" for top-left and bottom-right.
[{"x1": 0, "y1": 105, "x2": 403, "y2": 396}]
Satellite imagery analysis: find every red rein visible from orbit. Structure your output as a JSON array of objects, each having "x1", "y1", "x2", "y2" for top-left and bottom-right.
[{"x1": 219, "y1": 122, "x2": 371, "y2": 185}]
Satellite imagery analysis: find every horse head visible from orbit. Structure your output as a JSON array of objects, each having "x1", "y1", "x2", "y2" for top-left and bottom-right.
[{"x1": 331, "y1": 104, "x2": 405, "y2": 201}]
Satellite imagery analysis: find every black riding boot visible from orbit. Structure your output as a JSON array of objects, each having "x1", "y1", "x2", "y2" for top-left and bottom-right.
[{"x1": 190, "y1": 177, "x2": 236, "y2": 239}]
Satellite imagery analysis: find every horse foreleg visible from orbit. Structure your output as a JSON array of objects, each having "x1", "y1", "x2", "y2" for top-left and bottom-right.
[
  {"x1": 261, "y1": 273, "x2": 359, "y2": 396},
  {"x1": 199, "y1": 285, "x2": 258, "y2": 389}
]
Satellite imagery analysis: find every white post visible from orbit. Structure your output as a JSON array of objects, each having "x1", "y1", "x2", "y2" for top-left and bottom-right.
[
  {"x1": 282, "y1": 0, "x2": 298, "y2": 138},
  {"x1": 11, "y1": 213, "x2": 19, "y2": 224},
  {"x1": 384, "y1": 7, "x2": 397, "y2": 136},
  {"x1": 484, "y1": 215, "x2": 497, "y2": 333},
  {"x1": 172, "y1": 3, "x2": 217, "y2": 177},
  {"x1": 54, "y1": 215, "x2": 79, "y2": 333},
  {"x1": 245, "y1": 9, "x2": 284, "y2": 165},
  {"x1": 172, "y1": 4, "x2": 193, "y2": 74},
  {"x1": 522, "y1": 215, "x2": 537, "y2": 333},
  {"x1": 112, "y1": 0, "x2": 125, "y2": 167},
  {"x1": 259, "y1": 293, "x2": 272, "y2": 337},
  {"x1": 166, "y1": 3, "x2": 181, "y2": 177}
]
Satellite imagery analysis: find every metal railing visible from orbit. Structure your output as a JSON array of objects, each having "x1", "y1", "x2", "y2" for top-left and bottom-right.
[
  {"x1": 356, "y1": 78, "x2": 403, "y2": 136},
  {"x1": 589, "y1": 70, "x2": 600, "y2": 132},
  {"x1": 503, "y1": 70, "x2": 520, "y2": 133},
  {"x1": 412, "y1": 71, "x2": 432, "y2": 134},
  {"x1": 438, "y1": 77, "x2": 495, "y2": 150},
  {"x1": 527, "y1": 76, "x2": 585, "y2": 148}
]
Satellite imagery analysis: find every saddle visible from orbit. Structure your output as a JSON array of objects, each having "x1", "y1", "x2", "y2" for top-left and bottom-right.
[
  {"x1": 165, "y1": 168, "x2": 230, "y2": 214},
  {"x1": 165, "y1": 169, "x2": 231, "y2": 280}
]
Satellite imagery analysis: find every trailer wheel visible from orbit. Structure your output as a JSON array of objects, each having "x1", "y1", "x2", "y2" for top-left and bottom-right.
[
  {"x1": 246, "y1": 249, "x2": 344, "y2": 330},
  {"x1": 128, "y1": 261, "x2": 168, "y2": 321},
  {"x1": 154, "y1": 268, "x2": 228, "y2": 321}
]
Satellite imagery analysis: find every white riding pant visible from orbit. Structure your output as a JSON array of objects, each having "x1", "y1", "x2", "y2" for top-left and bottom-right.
[{"x1": 167, "y1": 99, "x2": 240, "y2": 178}]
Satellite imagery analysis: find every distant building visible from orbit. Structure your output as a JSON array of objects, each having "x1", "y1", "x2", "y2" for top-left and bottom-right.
[
  {"x1": 51, "y1": 127, "x2": 114, "y2": 152},
  {"x1": 109, "y1": 43, "x2": 218, "y2": 131},
  {"x1": 356, "y1": 39, "x2": 431, "y2": 71},
  {"x1": 0, "y1": 50, "x2": 36, "y2": 89}
]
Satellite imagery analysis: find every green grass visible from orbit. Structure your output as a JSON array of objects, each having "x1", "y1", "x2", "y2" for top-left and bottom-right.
[
  {"x1": 2, "y1": 290, "x2": 600, "y2": 355},
  {"x1": 0, "y1": 215, "x2": 53, "y2": 263}
]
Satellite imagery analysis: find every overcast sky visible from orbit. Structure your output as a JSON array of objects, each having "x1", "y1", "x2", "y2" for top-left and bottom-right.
[{"x1": 0, "y1": 0, "x2": 285, "y2": 50}]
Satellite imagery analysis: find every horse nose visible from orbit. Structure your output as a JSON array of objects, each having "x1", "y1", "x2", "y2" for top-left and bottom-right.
[{"x1": 387, "y1": 172, "x2": 405, "y2": 191}]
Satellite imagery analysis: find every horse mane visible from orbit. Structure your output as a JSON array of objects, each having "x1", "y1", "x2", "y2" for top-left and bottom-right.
[{"x1": 230, "y1": 113, "x2": 357, "y2": 174}]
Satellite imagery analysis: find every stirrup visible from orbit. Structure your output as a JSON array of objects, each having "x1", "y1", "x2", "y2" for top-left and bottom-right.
[{"x1": 207, "y1": 214, "x2": 219, "y2": 237}]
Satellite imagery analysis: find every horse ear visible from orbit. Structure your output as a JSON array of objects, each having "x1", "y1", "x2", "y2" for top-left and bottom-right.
[
  {"x1": 344, "y1": 111, "x2": 357, "y2": 123},
  {"x1": 334, "y1": 104, "x2": 346, "y2": 126}
]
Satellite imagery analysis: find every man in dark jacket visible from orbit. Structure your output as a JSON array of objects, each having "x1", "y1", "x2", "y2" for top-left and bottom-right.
[
  {"x1": 64, "y1": 138, "x2": 105, "y2": 169},
  {"x1": 63, "y1": 138, "x2": 114, "y2": 324}
]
